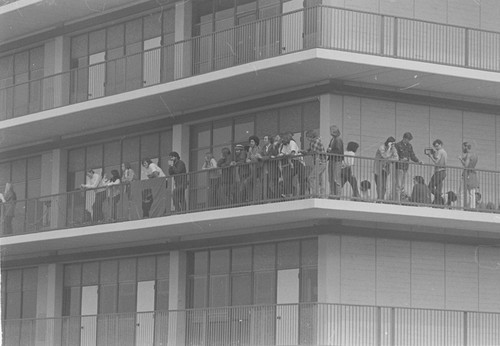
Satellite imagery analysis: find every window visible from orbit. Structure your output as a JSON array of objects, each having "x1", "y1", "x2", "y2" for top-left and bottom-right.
[
  {"x1": 66, "y1": 129, "x2": 172, "y2": 191},
  {"x1": 2, "y1": 267, "x2": 38, "y2": 320},
  {"x1": 62, "y1": 254, "x2": 170, "y2": 317},
  {"x1": 187, "y1": 239, "x2": 318, "y2": 308},
  {"x1": 189, "y1": 100, "x2": 319, "y2": 170}
]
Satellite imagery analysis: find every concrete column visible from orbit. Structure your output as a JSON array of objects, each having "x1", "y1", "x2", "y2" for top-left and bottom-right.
[
  {"x1": 36, "y1": 264, "x2": 63, "y2": 346},
  {"x1": 168, "y1": 250, "x2": 187, "y2": 346},
  {"x1": 317, "y1": 234, "x2": 341, "y2": 345},
  {"x1": 172, "y1": 123, "x2": 190, "y2": 170},
  {"x1": 317, "y1": 234, "x2": 341, "y2": 304},
  {"x1": 174, "y1": 0, "x2": 193, "y2": 79},
  {"x1": 43, "y1": 36, "x2": 71, "y2": 110}
]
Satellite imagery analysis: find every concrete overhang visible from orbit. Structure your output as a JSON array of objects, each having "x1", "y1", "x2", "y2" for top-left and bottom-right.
[
  {"x1": 0, "y1": 0, "x2": 156, "y2": 45},
  {"x1": 1, "y1": 199, "x2": 500, "y2": 259},
  {"x1": 2, "y1": 49, "x2": 500, "y2": 154}
]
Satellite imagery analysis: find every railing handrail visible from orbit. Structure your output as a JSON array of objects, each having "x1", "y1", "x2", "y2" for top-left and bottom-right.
[
  {"x1": 2, "y1": 152, "x2": 497, "y2": 205},
  {"x1": 1, "y1": 5, "x2": 499, "y2": 94},
  {"x1": 3, "y1": 301, "x2": 500, "y2": 323}
]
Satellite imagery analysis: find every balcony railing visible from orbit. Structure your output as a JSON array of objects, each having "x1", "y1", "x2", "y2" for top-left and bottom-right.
[
  {"x1": 1, "y1": 5, "x2": 499, "y2": 120},
  {"x1": 2, "y1": 303, "x2": 500, "y2": 346},
  {"x1": 1, "y1": 153, "x2": 499, "y2": 237}
]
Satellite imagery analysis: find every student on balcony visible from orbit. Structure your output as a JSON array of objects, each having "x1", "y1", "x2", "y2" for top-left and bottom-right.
[
  {"x1": 168, "y1": 152, "x2": 187, "y2": 212},
  {"x1": 1, "y1": 183, "x2": 17, "y2": 234},
  {"x1": 373, "y1": 137, "x2": 399, "y2": 200},
  {"x1": 81, "y1": 169, "x2": 104, "y2": 223}
]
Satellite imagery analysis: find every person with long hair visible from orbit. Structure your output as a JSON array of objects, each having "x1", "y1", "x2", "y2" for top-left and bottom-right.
[
  {"x1": 373, "y1": 137, "x2": 399, "y2": 200},
  {"x1": 107, "y1": 169, "x2": 121, "y2": 221},
  {"x1": 341, "y1": 141, "x2": 360, "y2": 198},
  {"x1": 2, "y1": 183, "x2": 17, "y2": 234}
]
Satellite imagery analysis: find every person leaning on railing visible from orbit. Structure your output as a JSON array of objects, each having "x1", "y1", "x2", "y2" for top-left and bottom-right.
[
  {"x1": 458, "y1": 142, "x2": 478, "y2": 209},
  {"x1": 425, "y1": 139, "x2": 447, "y2": 203},
  {"x1": 394, "y1": 132, "x2": 422, "y2": 202},
  {"x1": 217, "y1": 147, "x2": 235, "y2": 205},
  {"x1": 1, "y1": 183, "x2": 16, "y2": 234},
  {"x1": 326, "y1": 125, "x2": 344, "y2": 196},
  {"x1": 373, "y1": 137, "x2": 399, "y2": 201},
  {"x1": 202, "y1": 152, "x2": 219, "y2": 208},
  {"x1": 304, "y1": 129, "x2": 327, "y2": 196},
  {"x1": 168, "y1": 152, "x2": 187, "y2": 212}
]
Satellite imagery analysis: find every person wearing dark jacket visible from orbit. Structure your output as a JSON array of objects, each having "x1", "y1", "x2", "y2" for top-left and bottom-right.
[
  {"x1": 410, "y1": 176, "x2": 431, "y2": 204},
  {"x1": 168, "y1": 151, "x2": 187, "y2": 212},
  {"x1": 395, "y1": 132, "x2": 422, "y2": 201}
]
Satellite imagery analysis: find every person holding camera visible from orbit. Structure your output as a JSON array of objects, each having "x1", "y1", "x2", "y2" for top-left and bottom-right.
[
  {"x1": 168, "y1": 152, "x2": 187, "y2": 212},
  {"x1": 425, "y1": 139, "x2": 447, "y2": 201},
  {"x1": 373, "y1": 137, "x2": 399, "y2": 200},
  {"x1": 394, "y1": 132, "x2": 422, "y2": 201}
]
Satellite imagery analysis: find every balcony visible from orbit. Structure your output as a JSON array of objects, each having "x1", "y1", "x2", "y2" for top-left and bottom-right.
[
  {"x1": 1, "y1": 5, "x2": 500, "y2": 151},
  {"x1": 1, "y1": 154, "x2": 499, "y2": 257},
  {"x1": 2, "y1": 302, "x2": 500, "y2": 346}
]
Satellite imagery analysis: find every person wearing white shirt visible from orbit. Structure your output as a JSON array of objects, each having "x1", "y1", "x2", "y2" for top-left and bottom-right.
[
  {"x1": 341, "y1": 141, "x2": 360, "y2": 197},
  {"x1": 81, "y1": 169, "x2": 105, "y2": 222}
]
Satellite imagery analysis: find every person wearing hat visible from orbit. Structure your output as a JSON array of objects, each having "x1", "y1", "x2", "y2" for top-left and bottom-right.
[
  {"x1": 394, "y1": 132, "x2": 422, "y2": 201},
  {"x1": 327, "y1": 125, "x2": 344, "y2": 196},
  {"x1": 168, "y1": 151, "x2": 187, "y2": 212},
  {"x1": 373, "y1": 136, "x2": 399, "y2": 200}
]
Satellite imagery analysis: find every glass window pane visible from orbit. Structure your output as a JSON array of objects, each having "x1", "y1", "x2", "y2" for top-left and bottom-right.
[
  {"x1": 191, "y1": 277, "x2": 207, "y2": 308},
  {"x1": 107, "y1": 24, "x2": 124, "y2": 50},
  {"x1": 27, "y1": 179, "x2": 40, "y2": 198},
  {"x1": 104, "y1": 141, "x2": 121, "y2": 168},
  {"x1": 192, "y1": 123, "x2": 211, "y2": 148},
  {"x1": 22, "y1": 268, "x2": 37, "y2": 290},
  {"x1": 234, "y1": 117, "x2": 254, "y2": 144},
  {"x1": 118, "y1": 283, "x2": 136, "y2": 313},
  {"x1": 140, "y1": 134, "x2": 160, "y2": 160},
  {"x1": 119, "y1": 258, "x2": 137, "y2": 282},
  {"x1": 99, "y1": 284, "x2": 117, "y2": 313},
  {"x1": 86, "y1": 144, "x2": 103, "y2": 170},
  {"x1": 156, "y1": 279, "x2": 169, "y2": 310},
  {"x1": 231, "y1": 274, "x2": 251, "y2": 305},
  {"x1": 30, "y1": 46, "x2": 44, "y2": 71},
  {"x1": 0, "y1": 162, "x2": 10, "y2": 186},
  {"x1": 301, "y1": 239, "x2": 318, "y2": 266},
  {"x1": 279, "y1": 105, "x2": 301, "y2": 135},
  {"x1": 255, "y1": 110, "x2": 278, "y2": 139},
  {"x1": 303, "y1": 101, "x2": 320, "y2": 130},
  {"x1": 253, "y1": 271, "x2": 275, "y2": 304},
  {"x1": 231, "y1": 247, "x2": 252, "y2": 272},
  {"x1": 6, "y1": 269, "x2": 22, "y2": 291},
  {"x1": 160, "y1": 130, "x2": 173, "y2": 163},
  {"x1": 144, "y1": 12, "x2": 162, "y2": 39},
  {"x1": 5, "y1": 292, "x2": 21, "y2": 319},
  {"x1": 82, "y1": 262, "x2": 99, "y2": 285},
  {"x1": 193, "y1": 251, "x2": 208, "y2": 275},
  {"x1": 122, "y1": 136, "x2": 140, "y2": 164},
  {"x1": 253, "y1": 244, "x2": 275, "y2": 270},
  {"x1": 213, "y1": 120, "x2": 232, "y2": 146},
  {"x1": 277, "y1": 241, "x2": 300, "y2": 269},
  {"x1": 100, "y1": 260, "x2": 118, "y2": 284},
  {"x1": 163, "y1": 8, "x2": 175, "y2": 34},
  {"x1": 210, "y1": 249, "x2": 230, "y2": 274},
  {"x1": 11, "y1": 159, "x2": 26, "y2": 183},
  {"x1": 156, "y1": 255, "x2": 169, "y2": 279},
  {"x1": 89, "y1": 29, "x2": 106, "y2": 54},
  {"x1": 71, "y1": 34, "x2": 88, "y2": 59},
  {"x1": 209, "y1": 275, "x2": 229, "y2": 307},
  {"x1": 62, "y1": 286, "x2": 81, "y2": 316},
  {"x1": 22, "y1": 290, "x2": 37, "y2": 318},
  {"x1": 27, "y1": 156, "x2": 41, "y2": 180},
  {"x1": 126, "y1": 19, "x2": 143, "y2": 45},
  {"x1": 14, "y1": 51, "x2": 29, "y2": 75},
  {"x1": 68, "y1": 148, "x2": 85, "y2": 172},
  {"x1": 64, "y1": 264, "x2": 81, "y2": 286},
  {"x1": 138, "y1": 256, "x2": 156, "y2": 281},
  {"x1": 300, "y1": 267, "x2": 317, "y2": 303}
]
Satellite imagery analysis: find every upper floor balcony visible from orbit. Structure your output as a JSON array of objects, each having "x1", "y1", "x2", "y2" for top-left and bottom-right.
[
  {"x1": 1, "y1": 5, "x2": 500, "y2": 151},
  {"x1": 2, "y1": 154, "x2": 500, "y2": 258}
]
